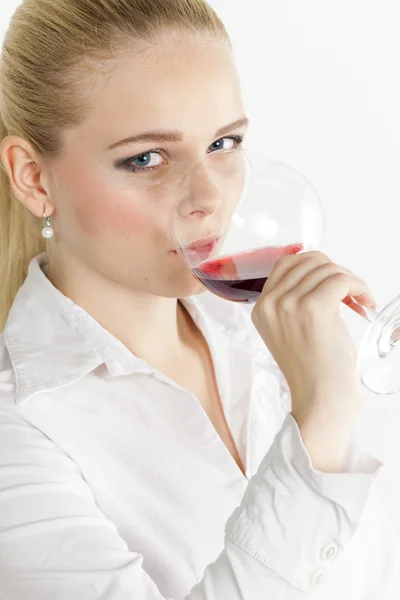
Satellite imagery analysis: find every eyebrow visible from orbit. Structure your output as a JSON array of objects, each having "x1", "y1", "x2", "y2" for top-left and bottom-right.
[{"x1": 106, "y1": 117, "x2": 249, "y2": 151}]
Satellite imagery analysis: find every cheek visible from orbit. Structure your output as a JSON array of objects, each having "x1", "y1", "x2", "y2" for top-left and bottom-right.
[
  {"x1": 74, "y1": 193, "x2": 150, "y2": 238},
  {"x1": 61, "y1": 163, "x2": 153, "y2": 238}
]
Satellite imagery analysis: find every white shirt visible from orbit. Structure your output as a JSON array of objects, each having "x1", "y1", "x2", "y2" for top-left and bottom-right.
[{"x1": 0, "y1": 251, "x2": 399, "y2": 600}]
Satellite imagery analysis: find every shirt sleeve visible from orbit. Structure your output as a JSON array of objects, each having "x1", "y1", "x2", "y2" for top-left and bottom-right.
[{"x1": 0, "y1": 407, "x2": 390, "y2": 600}]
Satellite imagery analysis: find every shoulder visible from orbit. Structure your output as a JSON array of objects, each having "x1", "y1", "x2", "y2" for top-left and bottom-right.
[
  {"x1": 0, "y1": 334, "x2": 74, "y2": 470},
  {"x1": 0, "y1": 333, "x2": 18, "y2": 412}
]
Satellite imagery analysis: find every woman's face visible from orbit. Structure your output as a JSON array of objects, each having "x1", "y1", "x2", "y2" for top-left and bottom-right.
[{"x1": 50, "y1": 34, "x2": 248, "y2": 298}]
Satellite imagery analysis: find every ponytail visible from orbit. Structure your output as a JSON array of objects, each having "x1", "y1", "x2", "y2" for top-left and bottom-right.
[{"x1": 0, "y1": 112, "x2": 45, "y2": 332}]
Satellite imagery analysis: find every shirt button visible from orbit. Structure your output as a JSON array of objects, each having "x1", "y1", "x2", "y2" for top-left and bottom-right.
[
  {"x1": 321, "y1": 542, "x2": 339, "y2": 561},
  {"x1": 311, "y1": 568, "x2": 327, "y2": 588}
]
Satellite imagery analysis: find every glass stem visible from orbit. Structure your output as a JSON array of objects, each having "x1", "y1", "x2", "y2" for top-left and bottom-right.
[{"x1": 356, "y1": 301, "x2": 400, "y2": 356}]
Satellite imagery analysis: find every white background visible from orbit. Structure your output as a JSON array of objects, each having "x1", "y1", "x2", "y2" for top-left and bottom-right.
[
  {"x1": 2, "y1": 0, "x2": 400, "y2": 528},
  {"x1": 209, "y1": 0, "x2": 400, "y2": 531}
]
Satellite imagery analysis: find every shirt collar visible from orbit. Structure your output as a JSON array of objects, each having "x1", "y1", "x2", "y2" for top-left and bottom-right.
[{"x1": 3, "y1": 252, "x2": 209, "y2": 405}]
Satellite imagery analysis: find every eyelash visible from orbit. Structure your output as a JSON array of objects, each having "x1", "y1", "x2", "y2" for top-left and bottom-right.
[{"x1": 117, "y1": 135, "x2": 246, "y2": 173}]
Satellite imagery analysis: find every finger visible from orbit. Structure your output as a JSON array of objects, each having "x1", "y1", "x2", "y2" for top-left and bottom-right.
[
  {"x1": 264, "y1": 250, "x2": 332, "y2": 292},
  {"x1": 392, "y1": 327, "x2": 400, "y2": 343},
  {"x1": 342, "y1": 295, "x2": 369, "y2": 318},
  {"x1": 307, "y1": 271, "x2": 376, "y2": 312},
  {"x1": 263, "y1": 253, "x2": 333, "y2": 301},
  {"x1": 272, "y1": 262, "x2": 376, "y2": 310}
]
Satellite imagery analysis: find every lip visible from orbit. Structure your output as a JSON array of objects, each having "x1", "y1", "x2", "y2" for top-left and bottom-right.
[{"x1": 184, "y1": 234, "x2": 220, "y2": 251}]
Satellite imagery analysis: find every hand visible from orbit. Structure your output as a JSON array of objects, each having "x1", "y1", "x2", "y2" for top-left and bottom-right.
[{"x1": 251, "y1": 251, "x2": 376, "y2": 471}]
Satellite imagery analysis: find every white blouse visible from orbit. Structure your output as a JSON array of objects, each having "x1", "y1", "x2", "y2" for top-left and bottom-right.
[{"x1": 0, "y1": 251, "x2": 399, "y2": 599}]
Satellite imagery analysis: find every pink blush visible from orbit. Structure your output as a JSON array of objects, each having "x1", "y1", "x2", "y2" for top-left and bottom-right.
[
  {"x1": 63, "y1": 162, "x2": 152, "y2": 238},
  {"x1": 95, "y1": 199, "x2": 150, "y2": 237},
  {"x1": 73, "y1": 190, "x2": 150, "y2": 238}
]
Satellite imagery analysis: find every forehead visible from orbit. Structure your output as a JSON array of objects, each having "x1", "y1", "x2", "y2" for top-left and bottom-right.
[{"x1": 75, "y1": 37, "x2": 244, "y2": 145}]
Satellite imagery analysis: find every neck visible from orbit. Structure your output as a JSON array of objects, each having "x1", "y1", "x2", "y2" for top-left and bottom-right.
[{"x1": 46, "y1": 251, "x2": 198, "y2": 367}]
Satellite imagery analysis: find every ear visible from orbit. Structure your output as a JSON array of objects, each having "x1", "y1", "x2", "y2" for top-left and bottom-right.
[{"x1": 0, "y1": 135, "x2": 55, "y2": 218}]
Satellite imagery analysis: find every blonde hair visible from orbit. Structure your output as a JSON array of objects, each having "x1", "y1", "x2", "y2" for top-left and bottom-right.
[{"x1": 0, "y1": 0, "x2": 229, "y2": 332}]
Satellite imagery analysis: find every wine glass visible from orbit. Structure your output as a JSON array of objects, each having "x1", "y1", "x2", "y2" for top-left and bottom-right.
[{"x1": 170, "y1": 148, "x2": 400, "y2": 395}]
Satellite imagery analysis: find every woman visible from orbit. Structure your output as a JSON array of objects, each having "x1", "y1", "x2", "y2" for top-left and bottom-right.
[{"x1": 0, "y1": 0, "x2": 398, "y2": 598}]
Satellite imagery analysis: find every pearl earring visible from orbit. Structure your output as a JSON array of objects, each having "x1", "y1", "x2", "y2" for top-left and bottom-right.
[{"x1": 41, "y1": 204, "x2": 54, "y2": 239}]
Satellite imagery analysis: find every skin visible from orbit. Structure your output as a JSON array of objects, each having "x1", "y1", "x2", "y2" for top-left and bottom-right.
[
  {"x1": 1, "y1": 32, "x2": 248, "y2": 368},
  {"x1": 1, "y1": 32, "x2": 388, "y2": 475}
]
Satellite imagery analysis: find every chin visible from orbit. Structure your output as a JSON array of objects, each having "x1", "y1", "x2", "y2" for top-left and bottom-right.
[
  {"x1": 159, "y1": 269, "x2": 206, "y2": 299},
  {"x1": 176, "y1": 276, "x2": 206, "y2": 298},
  {"x1": 182, "y1": 279, "x2": 207, "y2": 297},
  {"x1": 160, "y1": 252, "x2": 206, "y2": 298}
]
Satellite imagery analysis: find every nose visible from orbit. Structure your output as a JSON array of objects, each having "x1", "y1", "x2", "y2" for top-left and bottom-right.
[{"x1": 176, "y1": 160, "x2": 221, "y2": 219}]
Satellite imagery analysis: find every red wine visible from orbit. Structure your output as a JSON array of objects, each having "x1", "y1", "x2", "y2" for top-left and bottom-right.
[
  {"x1": 193, "y1": 243, "x2": 304, "y2": 303},
  {"x1": 195, "y1": 273, "x2": 268, "y2": 302}
]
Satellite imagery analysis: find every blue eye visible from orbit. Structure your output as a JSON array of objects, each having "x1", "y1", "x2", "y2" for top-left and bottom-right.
[
  {"x1": 117, "y1": 135, "x2": 245, "y2": 173},
  {"x1": 209, "y1": 137, "x2": 242, "y2": 152},
  {"x1": 131, "y1": 152, "x2": 164, "y2": 169}
]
